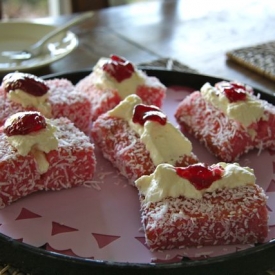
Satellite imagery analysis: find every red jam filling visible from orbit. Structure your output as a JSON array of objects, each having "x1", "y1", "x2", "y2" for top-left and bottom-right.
[
  {"x1": 219, "y1": 82, "x2": 247, "y2": 103},
  {"x1": 3, "y1": 72, "x2": 49, "y2": 97},
  {"x1": 175, "y1": 163, "x2": 224, "y2": 190},
  {"x1": 4, "y1": 112, "x2": 47, "y2": 136},
  {"x1": 132, "y1": 104, "x2": 167, "y2": 126},
  {"x1": 102, "y1": 54, "x2": 135, "y2": 82}
]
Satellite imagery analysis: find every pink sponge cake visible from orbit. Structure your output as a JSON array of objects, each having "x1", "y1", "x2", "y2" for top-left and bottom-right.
[
  {"x1": 91, "y1": 94, "x2": 198, "y2": 183},
  {"x1": 0, "y1": 72, "x2": 92, "y2": 134},
  {"x1": 75, "y1": 54, "x2": 166, "y2": 121},
  {"x1": 175, "y1": 80, "x2": 275, "y2": 162},
  {"x1": 0, "y1": 111, "x2": 96, "y2": 208},
  {"x1": 135, "y1": 162, "x2": 269, "y2": 251}
]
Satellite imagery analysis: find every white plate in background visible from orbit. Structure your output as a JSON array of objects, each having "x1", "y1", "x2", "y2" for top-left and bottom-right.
[{"x1": 0, "y1": 21, "x2": 78, "y2": 72}]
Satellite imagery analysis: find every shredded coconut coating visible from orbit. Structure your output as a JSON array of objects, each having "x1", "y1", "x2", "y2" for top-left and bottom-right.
[
  {"x1": 91, "y1": 113, "x2": 198, "y2": 183},
  {"x1": 136, "y1": 76, "x2": 166, "y2": 108},
  {"x1": 75, "y1": 73, "x2": 121, "y2": 121},
  {"x1": 75, "y1": 72, "x2": 166, "y2": 121},
  {"x1": 0, "y1": 117, "x2": 96, "y2": 208},
  {"x1": 175, "y1": 91, "x2": 275, "y2": 162},
  {"x1": 139, "y1": 184, "x2": 268, "y2": 251},
  {"x1": 46, "y1": 79, "x2": 92, "y2": 134},
  {"x1": 0, "y1": 78, "x2": 92, "y2": 134}
]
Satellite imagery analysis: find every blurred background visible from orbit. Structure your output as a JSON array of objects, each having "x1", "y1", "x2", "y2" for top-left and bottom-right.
[{"x1": 1, "y1": 0, "x2": 149, "y2": 19}]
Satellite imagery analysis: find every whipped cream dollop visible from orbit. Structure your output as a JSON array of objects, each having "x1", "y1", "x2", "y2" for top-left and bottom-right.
[
  {"x1": 92, "y1": 57, "x2": 146, "y2": 99},
  {"x1": 5, "y1": 113, "x2": 58, "y2": 173},
  {"x1": 3, "y1": 72, "x2": 52, "y2": 117},
  {"x1": 201, "y1": 82, "x2": 265, "y2": 127},
  {"x1": 8, "y1": 90, "x2": 52, "y2": 117},
  {"x1": 108, "y1": 94, "x2": 193, "y2": 165},
  {"x1": 135, "y1": 162, "x2": 256, "y2": 203}
]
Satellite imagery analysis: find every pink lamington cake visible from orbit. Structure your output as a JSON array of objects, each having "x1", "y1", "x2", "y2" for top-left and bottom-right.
[
  {"x1": 75, "y1": 54, "x2": 167, "y2": 121},
  {"x1": 0, "y1": 72, "x2": 92, "y2": 134},
  {"x1": 0, "y1": 111, "x2": 96, "y2": 208},
  {"x1": 175, "y1": 80, "x2": 275, "y2": 162},
  {"x1": 135, "y1": 162, "x2": 269, "y2": 251},
  {"x1": 91, "y1": 94, "x2": 198, "y2": 183}
]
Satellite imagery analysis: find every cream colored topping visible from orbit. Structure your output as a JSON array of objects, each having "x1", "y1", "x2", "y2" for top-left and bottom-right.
[
  {"x1": 6, "y1": 115, "x2": 58, "y2": 173},
  {"x1": 108, "y1": 94, "x2": 192, "y2": 165},
  {"x1": 8, "y1": 89, "x2": 52, "y2": 117},
  {"x1": 201, "y1": 82, "x2": 265, "y2": 127},
  {"x1": 30, "y1": 149, "x2": 50, "y2": 174},
  {"x1": 139, "y1": 122, "x2": 192, "y2": 165},
  {"x1": 108, "y1": 93, "x2": 142, "y2": 118},
  {"x1": 135, "y1": 162, "x2": 255, "y2": 203},
  {"x1": 92, "y1": 57, "x2": 146, "y2": 99},
  {"x1": 6, "y1": 120, "x2": 58, "y2": 156}
]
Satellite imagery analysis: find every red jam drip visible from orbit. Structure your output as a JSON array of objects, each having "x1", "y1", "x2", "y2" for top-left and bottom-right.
[
  {"x1": 102, "y1": 54, "x2": 135, "y2": 82},
  {"x1": 132, "y1": 104, "x2": 167, "y2": 126},
  {"x1": 4, "y1": 112, "x2": 47, "y2": 136},
  {"x1": 3, "y1": 72, "x2": 49, "y2": 97},
  {"x1": 220, "y1": 82, "x2": 247, "y2": 103},
  {"x1": 175, "y1": 163, "x2": 224, "y2": 190}
]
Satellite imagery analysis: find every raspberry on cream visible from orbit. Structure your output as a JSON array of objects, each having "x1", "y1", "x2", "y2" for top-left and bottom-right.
[
  {"x1": 92, "y1": 56, "x2": 146, "y2": 99},
  {"x1": 201, "y1": 82, "x2": 265, "y2": 127},
  {"x1": 2, "y1": 72, "x2": 52, "y2": 117},
  {"x1": 135, "y1": 162, "x2": 256, "y2": 203},
  {"x1": 4, "y1": 111, "x2": 58, "y2": 173},
  {"x1": 108, "y1": 94, "x2": 193, "y2": 166}
]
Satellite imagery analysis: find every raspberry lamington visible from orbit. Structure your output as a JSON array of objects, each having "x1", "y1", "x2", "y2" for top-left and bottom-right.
[
  {"x1": 135, "y1": 162, "x2": 269, "y2": 251},
  {"x1": 175, "y1": 80, "x2": 275, "y2": 162},
  {"x1": 0, "y1": 72, "x2": 92, "y2": 134},
  {"x1": 75, "y1": 54, "x2": 166, "y2": 121},
  {"x1": 91, "y1": 94, "x2": 198, "y2": 183},
  {"x1": 0, "y1": 111, "x2": 96, "y2": 208}
]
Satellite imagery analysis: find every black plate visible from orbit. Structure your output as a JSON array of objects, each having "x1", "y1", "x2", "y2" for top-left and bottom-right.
[{"x1": 0, "y1": 69, "x2": 275, "y2": 275}]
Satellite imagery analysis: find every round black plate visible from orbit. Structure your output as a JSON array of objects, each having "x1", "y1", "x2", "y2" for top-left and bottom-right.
[{"x1": 0, "y1": 69, "x2": 275, "y2": 275}]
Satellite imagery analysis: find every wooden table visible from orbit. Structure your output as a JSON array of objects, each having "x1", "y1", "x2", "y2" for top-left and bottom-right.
[
  {"x1": 3, "y1": 0, "x2": 272, "y2": 95},
  {"x1": 1, "y1": 0, "x2": 275, "y2": 274}
]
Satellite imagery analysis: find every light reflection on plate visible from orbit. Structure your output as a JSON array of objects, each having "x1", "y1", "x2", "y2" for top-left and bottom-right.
[{"x1": 0, "y1": 21, "x2": 78, "y2": 72}]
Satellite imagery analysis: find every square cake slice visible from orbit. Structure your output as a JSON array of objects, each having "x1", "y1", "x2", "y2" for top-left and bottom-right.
[
  {"x1": 75, "y1": 54, "x2": 167, "y2": 121},
  {"x1": 0, "y1": 111, "x2": 96, "y2": 208},
  {"x1": 91, "y1": 94, "x2": 198, "y2": 183},
  {"x1": 175, "y1": 81, "x2": 275, "y2": 162},
  {"x1": 135, "y1": 162, "x2": 269, "y2": 251}
]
